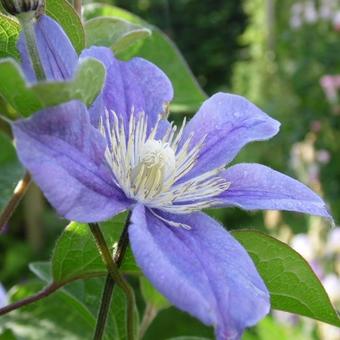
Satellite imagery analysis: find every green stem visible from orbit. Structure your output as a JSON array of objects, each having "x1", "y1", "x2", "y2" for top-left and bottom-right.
[
  {"x1": 92, "y1": 212, "x2": 131, "y2": 340},
  {"x1": 139, "y1": 303, "x2": 158, "y2": 339},
  {"x1": 94, "y1": 275, "x2": 114, "y2": 340},
  {"x1": 89, "y1": 214, "x2": 135, "y2": 340},
  {"x1": 18, "y1": 13, "x2": 45, "y2": 81}
]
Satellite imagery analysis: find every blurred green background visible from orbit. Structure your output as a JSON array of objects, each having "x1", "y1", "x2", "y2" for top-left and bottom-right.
[{"x1": 0, "y1": 0, "x2": 339, "y2": 339}]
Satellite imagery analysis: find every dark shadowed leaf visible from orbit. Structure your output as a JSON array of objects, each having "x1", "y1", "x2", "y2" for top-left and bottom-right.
[
  {"x1": 84, "y1": 3, "x2": 207, "y2": 113},
  {"x1": 20, "y1": 267, "x2": 139, "y2": 339},
  {"x1": 85, "y1": 16, "x2": 151, "y2": 54},
  {"x1": 0, "y1": 132, "x2": 24, "y2": 213},
  {"x1": 0, "y1": 280, "x2": 95, "y2": 339},
  {"x1": 4, "y1": 278, "x2": 138, "y2": 340}
]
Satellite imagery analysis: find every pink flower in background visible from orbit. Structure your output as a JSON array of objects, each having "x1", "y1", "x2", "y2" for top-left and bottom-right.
[{"x1": 320, "y1": 75, "x2": 340, "y2": 102}]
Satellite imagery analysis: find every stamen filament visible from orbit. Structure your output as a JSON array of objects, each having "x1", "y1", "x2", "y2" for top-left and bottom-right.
[{"x1": 99, "y1": 110, "x2": 230, "y2": 222}]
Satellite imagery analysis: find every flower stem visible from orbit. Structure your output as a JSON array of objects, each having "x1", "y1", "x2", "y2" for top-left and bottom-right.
[
  {"x1": 18, "y1": 13, "x2": 45, "y2": 81},
  {"x1": 0, "y1": 171, "x2": 31, "y2": 232},
  {"x1": 94, "y1": 275, "x2": 115, "y2": 340},
  {"x1": 73, "y1": 0, "x2": 82, "y2": 16},
  {"x1": 92, "y1": 212, "x2": 131, "y2": 340},
  {"x1": 89, "y1": 212, "x2": 135, "y2": 340},
  {"x1": 0, "y1": 282, "x2": 60, "y2": 315},
  {"x1": 139, "y1": 303, "x2": 158, "y2": 339}
]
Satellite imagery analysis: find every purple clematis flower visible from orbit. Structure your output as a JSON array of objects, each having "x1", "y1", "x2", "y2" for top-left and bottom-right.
[{"x1": 12, "y1": 16, "x2": 331, "y2": 340}]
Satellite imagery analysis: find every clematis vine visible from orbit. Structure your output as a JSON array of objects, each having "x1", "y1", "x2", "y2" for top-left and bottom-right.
[{"x1": 11, "y1": 15, "x2": 331, "y2": 340}]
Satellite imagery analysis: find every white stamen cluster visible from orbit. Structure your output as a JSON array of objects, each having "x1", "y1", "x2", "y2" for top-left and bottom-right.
[{"x1": 100, "y1": 110, "x2": 230, "y2": 227}]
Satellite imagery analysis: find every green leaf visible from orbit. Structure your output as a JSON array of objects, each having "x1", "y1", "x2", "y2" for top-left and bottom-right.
[
  {"x1": 140, "y1": 276, "x2": 170, "y2": 311},
  {"x1": 84, "y1": 4, "x2": 207, "y2": 113},
  {"x1": 45, "y1": 0, "x2": 85, "y2": 54},
  {"x1": 85, "y1": 16, "x2": 151, "y2": 54},
  {"x1": 31, "y1": 58, "x2": 106, "y2": 111},
  {"x1": 4, "y1": 279, "x2": 138, "y2": 340},
  {"x1": 0, "y1": 13, "x2": 20, "y2": 59},
  {"x1": 0, "y1": 132, "x2": 24, "y2": 213},
  {"x1": 0, "y1": 280, "x2": 96, "y2": 339},
  {"x1": 110, "y1": 284, "x2": 140, "y2": 340},
  {"x1": 66, "y1": 278, "x2": 139, "y2": 340},
  {"x1": 51, "y1": 212, "x2": 140, "y2": 284},
  {"x1": 0, "y1": 57, "x2": 105, "y2": 117},
  {"x1": 232, "y1": 230, "x2": 340, "y2": 327},
  {"x1": 28, "y1": 263, "x2": 138, "y2": 340},
  {"x1": 0, "y1": 0, "x2": 85, "y2": 58}
]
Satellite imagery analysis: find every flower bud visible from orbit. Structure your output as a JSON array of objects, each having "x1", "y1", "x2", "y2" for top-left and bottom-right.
[{"x1": 1, "y1": 0, "x2": 44, "y2": 16}]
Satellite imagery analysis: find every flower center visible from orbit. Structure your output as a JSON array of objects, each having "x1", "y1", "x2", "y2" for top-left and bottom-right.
[
  {"x1": 131, "y1": 140, "x2": 176, "y2": 200},
  {"x1": 100, "y1": 110, "x2": 230, "y2": 214}
]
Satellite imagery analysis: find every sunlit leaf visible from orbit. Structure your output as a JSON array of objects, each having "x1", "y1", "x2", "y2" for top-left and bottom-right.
[
  {"x1": 45, "y1": 0, "x2": 85, "y2": 54},
  {"x1": 0, "y1": 57, "x2": 105, "y2": 117},
  {"x1": 0, "y1": 0, "x2": 85, "y2": 58},
  {"x1": 0, "y1": 13, "x2": 20, "y2": 59},
  {"x1": 232, "y1": 230, "x2": 340, "y2": 327}
]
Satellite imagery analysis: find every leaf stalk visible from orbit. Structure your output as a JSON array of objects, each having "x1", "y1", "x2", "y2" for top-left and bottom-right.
[{"x1": 89, "y1": 212, "x2": 135, "y2": 340}]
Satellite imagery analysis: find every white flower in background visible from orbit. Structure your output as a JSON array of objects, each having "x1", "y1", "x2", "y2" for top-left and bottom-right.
[
  {"x1": 290, "y1": 233, "x2": 324, "y2": 278},
  {"x1": 319, "y1": 324, "x2": 340, "y2": 340},
  {"x1": 316, "y1": 150, "x2": 331, "y2": 164},
  {"x1": 320, "y1": 0, "x2": 337, "y2": 19},
  {"x1": 333, "y1": 11, "x2": 340, "y2": 29},
  {"x1": 291, "y1": 233, "x2": 315, "y2": 262},
  {"x1": 291, "y1": 0, "x2": 340, "y2": 30},
  {"x1": 319, "y1": 274, "x2": 340, "y2": 340},
  {"x1": 290, "y1": 3, "x2": 304, "y2": 28},
  {"x1": 272, "y1": 310, "x2": 298, "y2": 326},
  {"x1": 323, "y1": 274, "x2": 340, "y2": 304},
  {"x1": 0, "y1": 284, "x2": 8, "y2": 308},
  {"x1": 304, "y1": 1, "x2": 318, "y2": 23},
  {"x1": 326, "y1": 228, "x2": 340, "y2": 254}
]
